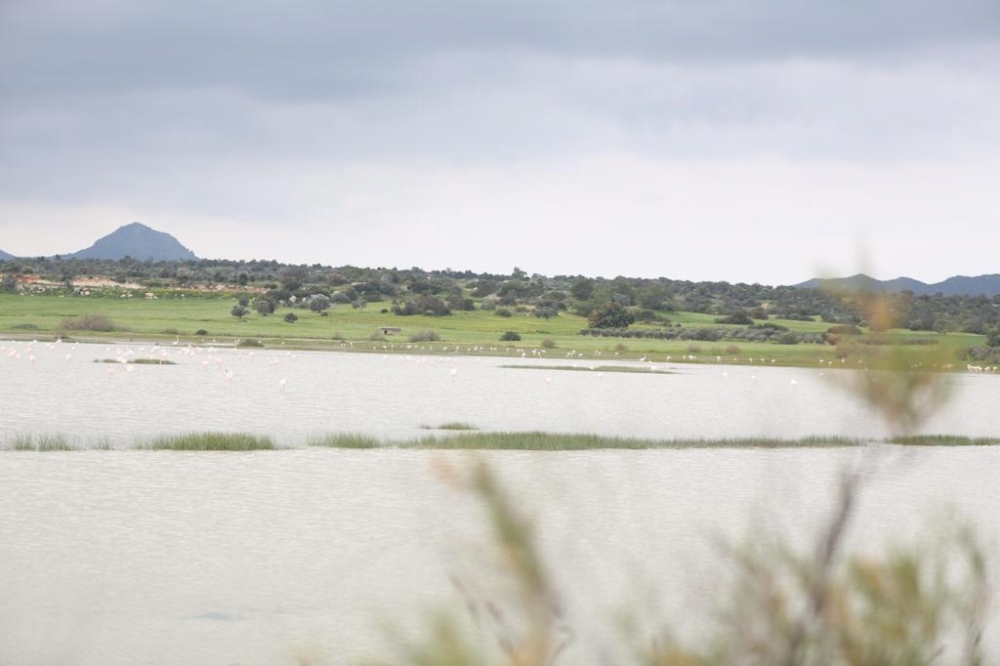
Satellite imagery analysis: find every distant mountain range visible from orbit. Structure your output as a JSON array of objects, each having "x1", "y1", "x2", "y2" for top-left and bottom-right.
[
  {"x1": 0, "y1": 222, "x2": 197, "y2": 262},
  {"x1": 797, "y1": 274, "x2": 1000, "y2": 297},
  {"x1": 1, "y1": 226, "x2": 997, "y2": 297}
]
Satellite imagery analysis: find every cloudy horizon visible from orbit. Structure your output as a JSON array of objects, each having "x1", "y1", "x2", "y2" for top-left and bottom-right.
[{"x1": 1, "y1": 0, "x2": 998, "y2": 285}]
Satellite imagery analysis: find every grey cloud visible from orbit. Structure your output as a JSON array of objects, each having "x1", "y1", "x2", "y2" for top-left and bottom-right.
[
  {"x1": 3, "y1": 0, "x2": 999, "y2": 102},
  {"x1": 3, "y1": 45, "x2": 995, "y2": 195},
  {"x1": 2, "y1": 0, "x2": 998, "y2": 237}
]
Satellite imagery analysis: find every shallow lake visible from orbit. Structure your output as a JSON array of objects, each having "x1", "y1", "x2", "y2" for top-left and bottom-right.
[
  {"x1": 1, "y1": 341, "x2": 998, "y2": 664},
  {"x1": 2, "y1": 340, "x2": 999, "y2": 445},
  {"x1": 2, "y1": 447, "x2": 999, "y2": 665}
]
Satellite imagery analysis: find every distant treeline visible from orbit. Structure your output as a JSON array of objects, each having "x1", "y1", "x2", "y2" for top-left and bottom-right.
[{"x1": 2, "y1": 256, "x2": 999, "y2": 335}]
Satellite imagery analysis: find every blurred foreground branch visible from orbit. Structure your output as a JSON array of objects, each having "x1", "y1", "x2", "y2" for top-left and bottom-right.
[{"x1": 365, "y1": 293, "x2": 991, "y2": 666}]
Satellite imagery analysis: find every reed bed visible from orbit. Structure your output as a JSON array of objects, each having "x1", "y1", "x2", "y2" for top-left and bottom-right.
[
  {"x1": 500, "y1": 364, "x2": 674, "y2": 374},
  {"x1": 409, "y1": 432, "x2": 862, "y2": 450},
  {"x1": 7, "y1": 433, "x2": 73, "y2": 451},
  {"x1": 890, "y1": 434, "x2": 1000, "y2": 446},
  {"x1": 304, "y1": 432, "x2": 862, "y2": 450},
  {"x1": 418, "y1": 422, "x2": 480, "y2": 431},
  {"x1": 94, "y1": 358, "x2": 177, "y2": 365},
  {"x1": 143, "y1": 432, "x2": 275, "y2": 451},
  {"x1": 3, "y1": 432, "x2": 996, "y2": 452},
  {"x1": 308, "y1": 434, "x2": 383, "y2": 449},
  {"x1": 2, "y1": 434, "x2": 116, "y2": 451}
]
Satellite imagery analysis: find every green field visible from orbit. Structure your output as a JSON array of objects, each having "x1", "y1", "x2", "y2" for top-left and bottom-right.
[{"x1": 0, "y1": 292, "x2": 985, "y2": 369}]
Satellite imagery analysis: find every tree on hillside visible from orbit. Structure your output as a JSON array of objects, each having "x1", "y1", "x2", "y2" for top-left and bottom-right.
[
  {"x1": 279, "y1": 266, "x2": 308, "y2": 291},
  {"x1": 637, "y1": 281, "x2": 674, "y2": 311},
  {"x1": 570, "y1": 277, "x2": 594, "y2": 301},
  {"x1": 231, "y1": 304, "x2": 248, "y2": 321},
  {"x1": 588, "y1": 301, "x2": 634, "y2": 329},
  {"x1": 308, "y1": 294, "x2": 332, "y2": 314},
  {"x1": 986, "y1": 326, "x2": 1000, "y2": 348},
  {"x1": 253, "y1": 297, "x2": 275, "y2": 316}
]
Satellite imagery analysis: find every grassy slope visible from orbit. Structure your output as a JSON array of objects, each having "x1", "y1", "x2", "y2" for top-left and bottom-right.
[{"x1": 0, "y1": 293, "x2": 984, "y2": 367}]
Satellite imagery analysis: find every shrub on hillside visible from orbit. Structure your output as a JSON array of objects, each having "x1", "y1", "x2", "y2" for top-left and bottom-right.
[
  {"x1": 59, "y1": 314, "x2": 116, "y2": 332},
  {"x1": 392, "y1": 294, "x2": 451, "y2": 316},
  {"x1": 409, "y1": 330, "x2": 441, "y2": 343},
  {"x1": 588, "y1": 301, "x2": 634, "y2": 329},
  {"x1": 633, "y1": 309, "x2": 670, "y2": 324},
  {"x1": 827, "y1": 324, "x2": 863, "y2": 336},
  {"x1": 715, "y1": 312, "x2": 753, "y2": 325}
]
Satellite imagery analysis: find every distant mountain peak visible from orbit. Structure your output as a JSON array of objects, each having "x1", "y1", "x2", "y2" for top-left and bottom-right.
[
  {"x1": 797, "y1": 273, "x2": 1000, "y2": 297},
  {"x1": 0, "y1": 249, "x2": 15, "y2": 261},
  {"x1": 68, "y1": 222, "x2": 197, "y2": 261}
]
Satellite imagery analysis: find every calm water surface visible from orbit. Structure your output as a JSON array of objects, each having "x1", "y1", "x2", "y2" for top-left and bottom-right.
[
  {"x1": 1, "y1": 341, "x2": 998, "y2": 664},
  {"x1": 2, "y1": 340, "x2": 999, "y2": 444},
  {"x1": 1, "y1": 448, "x2": 998, "y2": 664}
]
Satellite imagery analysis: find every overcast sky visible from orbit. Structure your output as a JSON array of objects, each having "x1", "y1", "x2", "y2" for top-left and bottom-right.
[{"x1": 1, "y1": 0, "x2": 998, "y2": 284}]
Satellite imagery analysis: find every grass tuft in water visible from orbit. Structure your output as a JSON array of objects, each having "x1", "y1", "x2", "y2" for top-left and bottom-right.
[
  {"x1": 9, "y1": 434, "x2": 72, "y2": 451},
  {"x1": 405, "y1": 432, "x2": 861, "y2": 451},
  {"x1": 308, "y1": 434, "x2": 383, "y2": 449},
  {"x1": 94, "y1": 358, "x2": 177, "y2": 365},
  {"x1": 501, "y1": 364, "x2": 674, "y2": 375},
  {"x1": 145, "y1": 433, "x2": 275, "y2": 451},
  {"x1": 890, "y1": 434, "x2": 1000, "y2": 446},
  {"x1": 418, "y1": 422, "x2": 479, "y2": 431}
]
